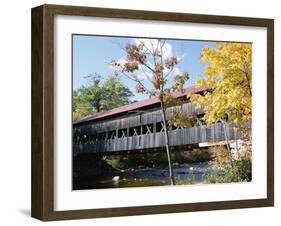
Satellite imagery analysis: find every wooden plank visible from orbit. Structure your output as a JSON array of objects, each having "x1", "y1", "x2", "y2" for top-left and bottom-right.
[
  {"x1": 75, "y1": 123, "x2": 240, "y2": 153},
  {"x1": 80, "y1": 102, "x2": 204, "y2": 134}
]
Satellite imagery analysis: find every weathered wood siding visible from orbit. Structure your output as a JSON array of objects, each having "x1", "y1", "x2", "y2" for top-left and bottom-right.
[
  {"x1": 73, "y1": 102, "x2": 202, "y2": 135},
  {"x1": 73, "y1": 100, "x2": 240, "y2": 154},
  {"x1": 74, "y1": 123, "x2": 239, "y2": 154}
]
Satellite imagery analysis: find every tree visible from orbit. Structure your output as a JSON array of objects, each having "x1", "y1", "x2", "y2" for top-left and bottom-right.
[
  {"x1": 190, "y1": 42, "x2": 252, "y2": 127},
  {"x1": 76, "y1": 74, "x2": 104, "y2": 113},
  {"x1": 102, "y1": 75, "x2": 133, "y2": 111},
  {"x1": 111, "y1": 39, "x2": 189, "y2": 185},
  {"x1": 190, "y1": 42, "x2": 252, "y2": 159},
  {"x1": 73, "y1": 90, "x2": 94, "y2": 121},
  {"x1": 73, "y1": 74, "x2": 134, "y2": 120}
]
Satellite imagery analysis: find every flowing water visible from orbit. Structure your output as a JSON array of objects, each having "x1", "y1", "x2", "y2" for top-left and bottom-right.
[{"x1": 89, "y1": 161, "x2": 212, "y2": 189}]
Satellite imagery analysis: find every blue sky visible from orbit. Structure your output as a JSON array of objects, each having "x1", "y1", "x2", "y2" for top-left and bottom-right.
[{"x1": 72, "y1": 35, "x2": 215, "y2": 101}]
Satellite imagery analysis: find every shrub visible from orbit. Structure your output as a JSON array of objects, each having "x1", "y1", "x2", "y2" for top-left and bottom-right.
[{"x1": 205, "y1": 146, "x2": 252, "y2": 184}]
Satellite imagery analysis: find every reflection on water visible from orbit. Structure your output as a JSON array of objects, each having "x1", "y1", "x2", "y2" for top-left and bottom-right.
[{"x1": 77, "y1": 162, "x2": 212, "y2": 189}]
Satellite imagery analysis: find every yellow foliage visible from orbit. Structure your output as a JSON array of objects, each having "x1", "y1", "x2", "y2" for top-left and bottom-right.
[
  {"x1": 190, "y1": 42, "x2": 252, "y2": 127},
  {"x1": 168, "y1": 109, "x2": 196, "y2": 128}
]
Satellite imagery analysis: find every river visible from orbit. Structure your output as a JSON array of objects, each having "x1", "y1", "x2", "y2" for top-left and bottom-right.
[{"x1": 90, "y1": 161, "x2": 212, "y2": 189}]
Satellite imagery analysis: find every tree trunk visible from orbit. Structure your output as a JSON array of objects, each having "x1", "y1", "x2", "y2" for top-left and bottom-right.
[
  {"x1": 160, "y1": 100, "x2": 176, "y2": 185},
  {"x1": 220, "y1": 119, "x2": 235, "y2": 177}
]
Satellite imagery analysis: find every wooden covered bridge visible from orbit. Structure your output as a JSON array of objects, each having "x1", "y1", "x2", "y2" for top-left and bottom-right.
[{"x1": 73, "y1": 86, "x2": 239, "y2": 155}]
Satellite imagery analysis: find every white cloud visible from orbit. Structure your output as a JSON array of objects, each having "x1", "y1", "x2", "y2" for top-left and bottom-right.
[
  {"x1": 177, "y1": 52, "x2": 186, "y2": 62},
  {"x1": 135, "y1": 71, "x2": 148, "y2": 81},
  {"x1": 172, "y1": 67, "x2": 182, "y2": 76},
  {"x1": 162, "y1": 42, "x2": 173, "y2": 60},
  {"x1": 134, "y1": 38, "x2": 173, "y2": 60},
  {"x1": 117, "y1": 57, "x2": 126, "y2": 66}
]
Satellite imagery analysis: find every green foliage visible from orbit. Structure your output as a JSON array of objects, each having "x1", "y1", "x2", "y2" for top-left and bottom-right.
[
  {"x1": 105, "y1": 149, "x2": 212, "y2": 170},
  {"x1": 101, "y1": 75, "x2": 134, "y2": 111},
  {"x1": 233, "y1": 159, "x2": 252, "y2": 181},
  {"x1": 105, "y1": 156, "x2": 124, "y2": 169},
  {"x1": 105, "y1": 152, "x2": 171, "y2": 169},
  {"x1": 205, "y1": 146, "x2": 252, "y2": 184},
  {"x1": 205, "y1": 159, "x2": 252, "y2": 184},
  {"x1": 73, "y1": 90, "x2": 95, "y2": 121},
  {"x1": 73, "y1": 74, "x2": 133, "y2": 120}
]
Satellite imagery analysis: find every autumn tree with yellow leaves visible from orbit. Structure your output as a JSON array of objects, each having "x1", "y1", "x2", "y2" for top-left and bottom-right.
[
  {"x1": 191, "y1": 42, "x2": 252, "y2": 125},
  {"x1": 189, "y1": 42, "x2": 253, "y2": 183},
  {"x1": 191, "y1": 42, "x2": 252, "y2": 157}
]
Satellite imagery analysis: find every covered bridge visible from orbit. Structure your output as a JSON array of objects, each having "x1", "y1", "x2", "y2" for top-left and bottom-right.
[{"x1": 73, "y1": 86, "x2": 239, "y2": 155}]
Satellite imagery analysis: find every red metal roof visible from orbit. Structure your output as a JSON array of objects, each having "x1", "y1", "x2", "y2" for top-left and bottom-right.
[{"x1": 74, "y1": 86, "x2": 206, "y2": 125}]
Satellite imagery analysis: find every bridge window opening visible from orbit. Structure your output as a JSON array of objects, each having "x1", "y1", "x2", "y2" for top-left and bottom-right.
[
  {"x1": 108, "y1": 130, "x2": 116, "y2": 139},
  {"x1": 129, "y1": 126, "x2": 141, "y2": 136},
  {"x1": 82, "y1": 134, "x2": 88, "y2": 142},
  {"x1": 196, "y1": 114, "x2": 207, "y2": 126},
  {"x1": 87, "y1": 134, "x2": 93, "y2": 142},
  {"x1": 95, "y1": 134, "x2": 100, "y2": 141},
  {"x1": 73, "y1": 135, "x2": 79, "y2": 144},
  {"x1": 142, "y1": 124, "x2": 153, "y2": 134},
  {"x1": 92, "y1": 133, "x2": 98, "y2": 141},
  {"x1": 74, "y1": 134, "x2": 80, "y2": 143},
  {"x1": 171, "y1": 125, "x2": 179, "y2": 130},
  {"x1": 156, "y1": 122, "x2": 165, "y2": 133},
  {"x1": 97, "y1": 132, "x2": 107, "y2": 140},
  {"x1": 118, "y1": 129, "x2": 127, "y2": 138},
  {"x1": 76, "y1": 135, "x2": 82, "y2": 144},
  {"x1": 128, "y1": 127, "x2": 134, "y2": 136}
]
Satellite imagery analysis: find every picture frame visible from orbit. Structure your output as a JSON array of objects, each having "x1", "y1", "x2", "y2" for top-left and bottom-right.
[{"x1": 31, "y1": 4, "x2": 274, "y2": 221}]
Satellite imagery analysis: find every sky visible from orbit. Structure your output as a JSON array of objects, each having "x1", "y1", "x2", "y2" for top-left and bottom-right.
[{"x1": 72, "y1": 35, "x2": 215, "y2": 101}]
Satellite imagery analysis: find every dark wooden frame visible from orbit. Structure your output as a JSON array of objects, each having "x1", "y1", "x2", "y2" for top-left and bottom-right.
[{"x1": 31, "y1": 4, "x2": 274, "y2": 221}]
